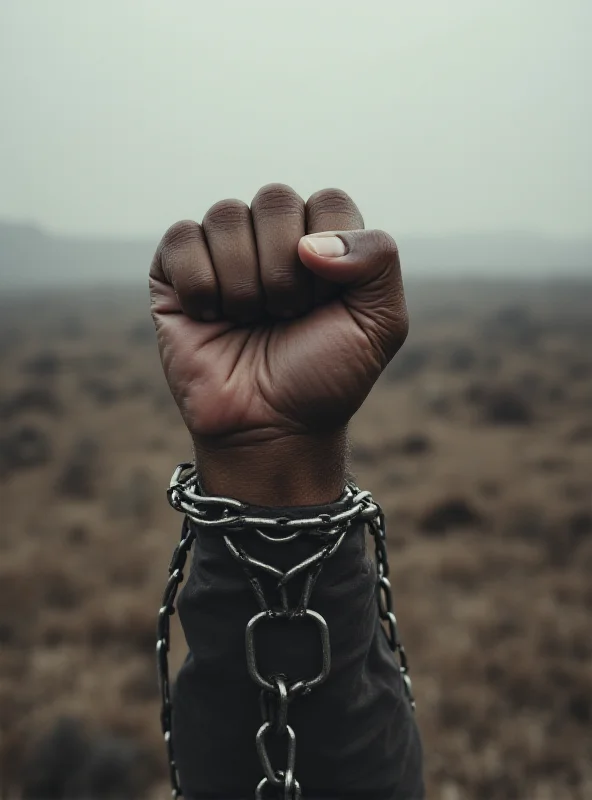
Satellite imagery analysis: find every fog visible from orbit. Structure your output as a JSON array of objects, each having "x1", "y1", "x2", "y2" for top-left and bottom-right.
[{"x1": 0, "y1": 0, "x2": 590, "y2": 282}]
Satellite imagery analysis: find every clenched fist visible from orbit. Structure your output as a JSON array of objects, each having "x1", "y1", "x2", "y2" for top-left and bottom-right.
[{"x1": 150, "y1": 184, "x2": 408, "y2": 505}]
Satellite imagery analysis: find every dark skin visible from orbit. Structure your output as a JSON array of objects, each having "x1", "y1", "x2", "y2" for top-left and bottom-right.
[{"x1": 150, "y1": 183, "x2": 408, "y2": 505}]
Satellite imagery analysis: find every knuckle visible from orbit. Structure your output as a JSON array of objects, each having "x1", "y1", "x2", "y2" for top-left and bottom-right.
[
  {"x1": 375, "y1": 229, "x2": 398, "y2": 257},
  {"x1": 306, "y1": 187, "x2": 357, "y2": 216},
  {"x1": 161, "y1": 219, "x2": 202, "y2": 252},
  {"x1": 155, "y1": 221, "x2": 204, "y2": 283},
  {"x1": 367, "y1": 230, "x2": 399, "y2": 267},
  {"x1": 251, "y1": 183, "x2": 304, "y2": 216},
  {"x1": 393, "y1": 304, "x2": 409, "y2": 340},
  {"x1": 391, "y1": 318, "x2": 410, "y2": 355},
  {"x1": 202, "y1": 199, "x2": 251, "y2": 231}
]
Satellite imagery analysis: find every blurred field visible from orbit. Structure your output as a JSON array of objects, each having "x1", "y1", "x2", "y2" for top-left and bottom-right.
[{"x1": 0, "y1": 278, "x2": 591, "y2": 800}]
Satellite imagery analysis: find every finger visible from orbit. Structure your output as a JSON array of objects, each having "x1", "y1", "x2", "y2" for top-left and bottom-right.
[
  {"x1": 251, "y1": 183, "x2": 314, "y2": 318},
  {"x1": 305, "y1": 188, "x2": 365, "y2": 306},
  {"x1": 298, "y1": 229, "x2": 408, "y2": 364},
  {"x1": 202, "y1": 199, "x2": 263, "y2": 322},
  {"x1": 306, "y1": 188, "x2": 364, "y2": 233},
  {"x1": 150, "y1": 220, "x2": 219, "y2": 320}
]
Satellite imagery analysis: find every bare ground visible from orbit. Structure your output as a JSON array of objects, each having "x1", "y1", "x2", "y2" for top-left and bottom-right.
[{"x1": 0, "y1": 278, "x2": 591, "y2": 799}]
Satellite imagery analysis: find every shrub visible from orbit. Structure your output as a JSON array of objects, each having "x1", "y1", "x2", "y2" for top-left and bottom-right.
[
  {"x1": 22, "y1": 351, "x2": 61, "y2": 378},
  {"x1": 419, "y1": 497, "x2": 484, "y2": 535},
  {"x1": 20, "y1": 717, "x2": 149, "y2": 800},
  {"x1": 56, "y1": 437, "x2": 100, "y2": 500},
  {"x1": 0, "y1": 387, "x2": 61, "y2": 419},
  {"x1": 0, "y1": 425, "x2": 52, "y2": 475}
]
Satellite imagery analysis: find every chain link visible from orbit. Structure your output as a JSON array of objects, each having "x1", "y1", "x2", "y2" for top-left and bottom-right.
[{"x1": 157, "y1": 463, "x2": 415, "y2": 799}]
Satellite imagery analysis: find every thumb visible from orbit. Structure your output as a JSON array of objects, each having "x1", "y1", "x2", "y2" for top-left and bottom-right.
[{"x1": 298, "y1": 229, "x2": 409, "y2": 363}]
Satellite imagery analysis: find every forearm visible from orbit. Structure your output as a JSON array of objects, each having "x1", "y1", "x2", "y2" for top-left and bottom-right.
[{"x1": 170, "y1": 475, "x2": 423, "y2": 799}]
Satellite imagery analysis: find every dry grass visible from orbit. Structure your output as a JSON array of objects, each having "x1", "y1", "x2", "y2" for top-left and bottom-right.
[{"x1": 0, "y1": 279, "x2": 591, "y2": 799}]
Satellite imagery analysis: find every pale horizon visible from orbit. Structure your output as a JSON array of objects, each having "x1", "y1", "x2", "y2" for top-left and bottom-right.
[{"x1": 1, "y1": 0, "x2": 591, "y2": 252}]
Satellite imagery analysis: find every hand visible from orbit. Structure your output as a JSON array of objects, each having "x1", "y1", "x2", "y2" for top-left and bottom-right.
[{"x1": 150, "y1": 184, "x2": 408, "y2": 504}]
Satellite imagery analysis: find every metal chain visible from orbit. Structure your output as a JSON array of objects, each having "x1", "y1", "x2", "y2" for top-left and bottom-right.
[
  {"x1": 156, "y1": 463, "x2": 415, "y2": 799},
  {"x1": 156, "y1": 514, "x2": 195, "y2": 797},
  {"x1": 368, "y1": 511, "x2": 416, "y2": 709}
]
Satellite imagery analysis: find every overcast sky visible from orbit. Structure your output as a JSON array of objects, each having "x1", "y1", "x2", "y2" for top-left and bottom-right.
[{"x1": 0, "y1": 0, "x2": 590, "y2": 239}]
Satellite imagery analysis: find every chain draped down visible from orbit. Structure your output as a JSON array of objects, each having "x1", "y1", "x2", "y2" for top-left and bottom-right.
[{"x1": 157, "y1": 463, "x2": 415, "y2": 799}]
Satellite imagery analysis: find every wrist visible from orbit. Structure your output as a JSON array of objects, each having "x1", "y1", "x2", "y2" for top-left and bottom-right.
[{"x1": 192, "y1": 429, "x2": 348, "y2": 506}]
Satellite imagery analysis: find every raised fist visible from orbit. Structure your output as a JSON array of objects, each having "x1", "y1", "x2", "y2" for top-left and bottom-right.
[{"x1": 150, "y1": 184, "x2": 408, "y2": 504}]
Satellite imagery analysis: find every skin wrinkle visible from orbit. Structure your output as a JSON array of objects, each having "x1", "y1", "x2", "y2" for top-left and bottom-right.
[
  {"x1": 228, "y1": 328, "x2": 258, "y2": 385},
  {"x1": 306, "y1": 189, "x2": 364, "y2": 230},
  {"x1": 253, "y1": 198, "x2": 305, "y2": 217},
  {"x1": 346, "y1": 301, "x2": 408, "y2": 369},
  {"x1": 251, "y1": 184, "x2": 306, "y2": 218},
  {"x1": 158, "y1": 221, "x2": 204, "y2": 273},
  {"x1": 203, "y1": 199, "x2": 252, "y2": 231}
]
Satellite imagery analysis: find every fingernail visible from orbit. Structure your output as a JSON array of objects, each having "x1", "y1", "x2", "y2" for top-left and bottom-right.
[{"x1": 301, "y1": 234, "x2": 346, "y2": 258}]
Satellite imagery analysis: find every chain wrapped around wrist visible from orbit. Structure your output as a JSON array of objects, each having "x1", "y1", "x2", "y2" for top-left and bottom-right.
[{"x1": 157, "y1": 462, "x2": 415, "y2": 799}]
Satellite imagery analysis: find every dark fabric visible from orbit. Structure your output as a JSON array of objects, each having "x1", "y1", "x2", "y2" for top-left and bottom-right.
[{"x1": 172, "y1": 496, "x2": 424, "y2": 800}]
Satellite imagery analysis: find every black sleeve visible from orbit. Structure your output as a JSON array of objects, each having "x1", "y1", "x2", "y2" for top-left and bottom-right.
[{"x1": 171, "y1": 496, "x2": 424, "y2": 800}]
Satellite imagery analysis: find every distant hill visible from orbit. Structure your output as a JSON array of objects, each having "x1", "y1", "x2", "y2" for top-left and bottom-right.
[
  {"x1": 0, "y1": 222, "x2": 156, "y2": 289},
  {"x1": 0, "y1": 221, "x2": 590, "y2": 288}
]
